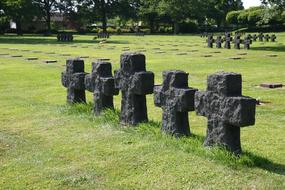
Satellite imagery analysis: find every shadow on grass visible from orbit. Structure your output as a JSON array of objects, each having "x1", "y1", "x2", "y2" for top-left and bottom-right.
[
  {"x1": 63, "y1": 103, "x2": 285, "y2": 176},
  {"x1": 0, "y1": 36, "x2": 129, "y2": 45},
  {"x1": 251, "y1": 45, "x2": 285, "y2": 52},
  {"x1": 243, "y1": 151, "x2": 285, "y2": 176}
]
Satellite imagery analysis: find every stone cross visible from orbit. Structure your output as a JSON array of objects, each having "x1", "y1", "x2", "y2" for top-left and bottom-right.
[
  {"x1": 243, "y1": 37, "x2": 251, "y2": 50},
  {"x1": 154, "y1": 71, "x2": 197, "y2": 137},
  {"x1": 216, "y1": 36, "x2": 223, "y2": 48},
  {"x1": 61, "y1": 59, "x2": 87, "y2": 104},
  {"x1": 271, "y1": 34, "x2": 277, "y2": 42},
  {"x1": 195, "y1": 72, "x2": 256, "y2": 154},
  {"x1": 115, "y1": 52, "x2": 154, "y2": 125},
  {"x1": 207, "y1": 35, "x2": 214, "y2": 48},
  {"x1": 85, "y1": 61, "x2": 119, "y2": 115},
  {"x1": 258, "y1": 33, "x2": 264, "y2": 41},
  {"x1": 252, "y1": 34, "x2": 257, "y2": 41},
  {"x1": 247, "y1": 34, "x2": 252, "y2": 40},
  {"x1": 234, "y1": 35, "x2": 241, "y2": 49},
  {"x1": 224, "y1": 33, "x2": 232, "y2": 49},
  {"x1": 264, "y1": 34, "x2": 270, "y2": 42}
]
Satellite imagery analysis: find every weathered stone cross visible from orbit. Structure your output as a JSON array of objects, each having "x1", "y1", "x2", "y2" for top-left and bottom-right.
[
  {"x1": 115, "y1": 52, "x2": 154, "y2": 125},
  {"x1": 224, "y1": 33, "x2": 232, "y2": 49},
  {"x1": 61, "y1": 59, "x2": 87, "y2": 104},
  {"x1": 265, "y1": 34, "x2": 270, "y2": 42},
  {"x1": 207, "y1": 35, "x2": 214, "y2": 48},
  {"x1": 85, "y1": 61, "x2": 119, "y2": 115},
  {"x1": 243, "y1": 36, "x2": 251, "y2": 50},
  {"x1": 216, "y1": 36, "x2": 223, "y2": 48},
  {"x1": 252, "y1": 34, "x2": 257, "y2": 41},
  {"x1": 234, "y1": 35, "x2": 241, "y2": 49},
  {"x1": 271, "y1": 34, "x2": 276, "y2": 42},
  {"x1": 258, "y1": 33, "x2": 264, "y2": 41},
  {"x1": 154, "y1": 71, "x2": 197, "y2": 137},
  {"x1": 195, "y1": 72, "x2": 256, "y2": 154}
]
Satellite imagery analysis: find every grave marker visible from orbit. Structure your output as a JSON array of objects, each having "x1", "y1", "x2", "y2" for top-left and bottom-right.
[
  {"x1": 234, "y1": 34, "x2": 241, "y2": 49},
  {"x1": 216, "y1": 36, "x2": 223, "y2": 48},
  {"x1": 271, "y1": 34, "x2": 277, "y2": 42},
  {"x1": 260, "y1": 83, "x2": 283, "y2": 89},
  {"x1": 264, "y1": 34, "x2": 270, "y2": 42},
  {"x1": 85, "y1": 61, "x2": 119, "y2": 114},
  {"x1": 114, "y1": 53, "x2": 154, "y2": 125},
  {"x1": 195, "y1": 72, "x2": 256, "y2": 154},
  {"x1": 61, "y1": 59, "x2": 87, "y2": 104},
  {"x1": 207, "y1": 35, "x2": 214, "y2": 48},
  {"x1": 154, "y1": 71, "x2": 197, "y2": 136},
  {"x1": 224, "y1": 33, "x2": 232, "y2": 49},
  {"x1": 258, "y1": 33, "x2": 264, "y2": 42}
]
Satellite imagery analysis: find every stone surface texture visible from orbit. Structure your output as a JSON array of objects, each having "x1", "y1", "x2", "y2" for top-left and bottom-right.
[
  {"x1": 195, "y1": 71, "x2": 256, "y2": 154},
  {"x1": 61, "y1": 59, "x2": 87, "y2": 104},
  {"x1": 154, "y1": 71, "x2": 197, "y2": 137},
  {"x1": 85, "y1": 61, "x2": 119, "y2": 115},
  {"x1": 115, "y1": 52, "x2": 154, "y2": 125}
]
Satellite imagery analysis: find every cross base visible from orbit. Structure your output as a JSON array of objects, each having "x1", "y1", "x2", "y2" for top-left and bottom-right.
[{"x1": 204, "y1": 119, "x2": 241, "y2": 154}]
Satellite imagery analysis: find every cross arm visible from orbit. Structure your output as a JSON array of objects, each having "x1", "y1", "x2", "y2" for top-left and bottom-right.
[
  {"x1": 114, "y1": 70, "x2": 122, "y2": 90},
  {"x1": 195, "y1": 91, "x2": 215, "y2": 117},
  {"x1": 154, "y1": 85, "x2": 164, "y2": 107},
  {"x1": 84, "y1": 73, "x2": 95, "y2": 92},
  {"x1": 175, "y1": 88, "x2": 197, "y2": 112},
  {"x1": 62, "y1": 72, "x2": 86, "y2": 90},
  {"x1": 61, "y1": 72, "x2": 69, "y2": 88},
  {"x1": 222, "y1": 96, "x2": 256, "y2": 127},
  {"x1": 131, "y1": 71, "x2": 154, "y2": 95},
  {"x1": 101, "y1": 77, "x2": 119, "y2": 96}
]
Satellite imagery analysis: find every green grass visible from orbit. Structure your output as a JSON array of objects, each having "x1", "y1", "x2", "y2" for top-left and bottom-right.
[{"x1": 0, "y1": 33, "x2": 284, "y2": 189}]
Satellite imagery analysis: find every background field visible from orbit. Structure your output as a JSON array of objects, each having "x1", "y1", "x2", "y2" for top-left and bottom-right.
[{"x1": 0, "y1": 34, "x2": 284, "y2": 189}]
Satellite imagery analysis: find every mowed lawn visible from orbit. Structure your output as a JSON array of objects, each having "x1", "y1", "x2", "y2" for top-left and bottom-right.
[{"x1": 0, "y1": 33, "x2": 284, "y2": 189}]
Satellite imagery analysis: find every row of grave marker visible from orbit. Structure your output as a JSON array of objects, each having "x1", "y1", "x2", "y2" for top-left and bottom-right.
[
  {"x1": 61, "y1": 52, "x2": 257, "y2": 155},
  {"x1": 207, "y1": 33, "x2": 277, "y2": 50}
]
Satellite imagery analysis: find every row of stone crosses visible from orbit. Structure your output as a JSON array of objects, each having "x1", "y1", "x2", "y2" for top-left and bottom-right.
[
  {"x1": 61, "y1": 52, "x2": 256, "y2": 155},
  {"x1": 207, "y1": 32, "x2": 277, "y2": 49}
]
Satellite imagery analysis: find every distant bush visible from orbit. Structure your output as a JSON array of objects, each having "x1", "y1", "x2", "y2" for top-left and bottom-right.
[{"x1": 179, "y1": 21, "x2": 198, "y2": 33}]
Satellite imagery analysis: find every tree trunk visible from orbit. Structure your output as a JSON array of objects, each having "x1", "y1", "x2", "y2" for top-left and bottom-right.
[
  {"x1": 173, "y1": 22, "x2": 179, "y2": 34},
  {"x1": 15, "y1": 19, "x2": 23, "y2": 36},
  {"x1": 100, "y1": 0, "x2": 107, "y2": 33},
  {"x1": 46, "y1": 9, "x2": 51, "y2": 34},
  {"x1": 149, "y1": 18, "x2": 155, "y2": 33}
]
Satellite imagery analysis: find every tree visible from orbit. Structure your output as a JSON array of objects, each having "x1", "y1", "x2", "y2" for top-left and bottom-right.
[
  {"x1": 2, "y1": 0, "x2": 37, "y2": 35},
  {"x1": 205, "y1": 0, "x2": 244, "y2": 27},
  {"x1": 262, "y1": 0, "x2": 285, "y2": 10},
  {"x1": 33, "y1": 0, "x2": 59, "y2": 34},
  {"x1": 138, "y1": 0, "x2": 160, "y2": 33},
  {"x1": 226, "y1": 10, "x2": 242, "y2": 26},
  {"x1": 156, "y1": 0, "x2": 202, "y2": 34}
]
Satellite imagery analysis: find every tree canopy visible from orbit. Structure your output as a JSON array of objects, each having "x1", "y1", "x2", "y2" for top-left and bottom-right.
[{"x1": 0, "y1": 0, "x2": 284, "y2": 35}]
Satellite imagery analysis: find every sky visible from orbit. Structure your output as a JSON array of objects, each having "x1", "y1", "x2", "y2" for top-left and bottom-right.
[{"x1": 243, "y1": 0, "x2": 262, "y2": 8}]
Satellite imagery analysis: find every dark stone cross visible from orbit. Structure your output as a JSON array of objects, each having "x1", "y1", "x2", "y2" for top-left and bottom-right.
[
  {"x1": 224, "y1": 33, "x2": 232, "y2": 49},
  {"x1": 207, "y1": 35, "x2": 214, "y2": 48},
  {"x1": 216, "y1": 36, "x2": 223, "y2": 48},
  {"x1": 252, "y1": 34, "x2": 257, "y2": 41},
  {"x1": 243, "y1": 36, "x2": 251, "y2": 50},
  {"x1": 247, "y1": 34, "x2": 252, "y2": 40},
  {"x1": 85, "y1": 61, "x2": 119, "y2": 115},
  {"x1": 234, "y1": 35, "x2": 242, "y2": 49},
  {"x1": 195, "y1": 72, "x2": 256, "y2": 154},
  {"x1": 154, "y1": 71, "x2": 197, "y2": 137},
  {"x1": 258, "y1": 33, "x2": 264, "y2": 42},
  {"x1": 271, "y1": 34, "x2": 277, "y2": 42},
  {"x1": 264, "y1": 34, "x2": 270, "y2": 42},
  {"x1": 61, "y1": 59, "x2": 87, "y2": 104},
  {"x1": 115, "y1": 53, "x2": 154, "y2": 125}
]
